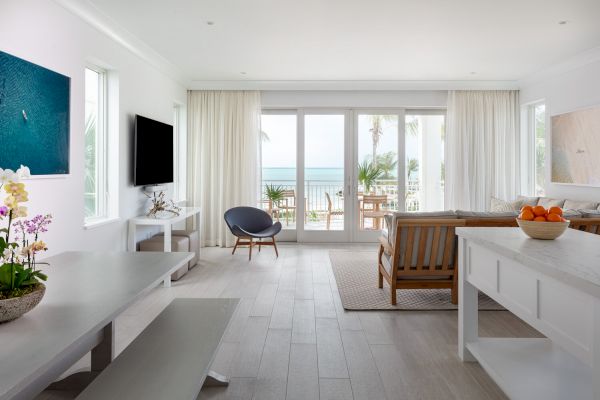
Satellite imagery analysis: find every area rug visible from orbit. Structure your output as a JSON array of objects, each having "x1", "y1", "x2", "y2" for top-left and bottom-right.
[{"x1": 329, "y1": 250, "x2": 504, "y2": 311}]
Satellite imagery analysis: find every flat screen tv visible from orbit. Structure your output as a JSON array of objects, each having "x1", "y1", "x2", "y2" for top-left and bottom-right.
[{"x1": 134, "y1": 115, "x2": 173, "y2": 186}]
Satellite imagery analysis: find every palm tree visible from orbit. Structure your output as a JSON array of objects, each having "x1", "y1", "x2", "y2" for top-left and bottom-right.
[
  {"x1": 358, "y1": 161, "x2": 382, "y2": 194},
  {"x1": 368, "y1": 115, "x2": 397, "y2": 167},
  {"x1": 84, "y1": 113, "x2": 96, "y2": 217},
  {"x1": 407, "y1": 158, "x2": 419, "y2": 180},
  {"x1": 373, "y1": 151, "x2": 397, "y2": 179}
]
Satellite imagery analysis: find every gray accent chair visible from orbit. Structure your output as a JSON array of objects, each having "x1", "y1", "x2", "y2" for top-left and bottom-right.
[{"x1": 224, "y1": 206, "x2": 282, "y2": 260}]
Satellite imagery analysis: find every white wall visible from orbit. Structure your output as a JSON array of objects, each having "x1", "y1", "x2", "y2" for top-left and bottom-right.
[
  {"x1": 261, "y1": 90, "x2": 447, "y2": 109},
  {"x1": 0, "y1": 0, "x2": 187, "y2": 255},
  {"x1": 520, "y1": 54, "x2": 600, "y2": 202}
]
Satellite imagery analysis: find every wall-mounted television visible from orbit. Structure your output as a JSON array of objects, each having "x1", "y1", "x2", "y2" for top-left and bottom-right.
[{"x1": 134, "y1": 115, "x2": 173, "y2": 186}]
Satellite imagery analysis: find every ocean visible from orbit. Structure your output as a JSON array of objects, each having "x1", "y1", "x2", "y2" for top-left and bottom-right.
[{"x1": 263, "y1": 167, "x2": 343, "y2": 183}]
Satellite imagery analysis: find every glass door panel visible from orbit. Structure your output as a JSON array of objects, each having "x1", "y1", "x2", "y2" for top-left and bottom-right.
[
  {"x1": 304, "y1": 114, "x2": 345, "y2": 231},
  {"x1": 356, "y1": 114, "x2": 399, "y2": 232},
  {"x1": 405, "y1": 113, "x2": 445, "y2": 212},
  {"x1": 260, "y1": 113, "x2": 297, "y2": 231}
]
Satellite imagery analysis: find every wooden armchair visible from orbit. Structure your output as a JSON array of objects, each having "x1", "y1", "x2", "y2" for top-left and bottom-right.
[
  {"x1": 325, "y1": 192, "x2": 343, "y2": 230},
  {"x1": 278, "y1": 190, "x2": 297, "y2": 226},
  {"x1": 360, "y1": 195, "x2": 388, "y2": 230},
  {"x1": 378, "y1": 219, "x2": 466, "y2": 305},
  {"x1": 569, "y1": 218, "x2": 600, "y2": 235}
]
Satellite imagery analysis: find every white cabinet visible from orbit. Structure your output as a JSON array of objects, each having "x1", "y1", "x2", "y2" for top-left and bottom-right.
[{"x1": 457, "y1": 228, "x2": 600, "y2": 400}]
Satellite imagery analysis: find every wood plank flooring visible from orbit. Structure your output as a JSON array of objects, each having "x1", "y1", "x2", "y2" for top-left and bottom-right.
[{"x1": 39, "y1": 244, "x2": 542, "y2": 400}]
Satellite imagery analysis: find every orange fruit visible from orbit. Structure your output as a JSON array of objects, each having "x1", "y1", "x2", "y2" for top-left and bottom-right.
[
  {"x1": 533, "y1": 206, "x2": 547, "y2": 217},
  {"x1": 546, "y1": 213, "x2": 562, "y2": 222},
  {"x1": 534, "y1": 216, "x2": 547, "y2": 222},
  {"x1": 561, "y1": 217, "x2": 567, "y2": 222},
  {"x1": 519, "y1": 210, "x2": 535, "y2": 221},
  {"x1": 521, "y1": 205, "x2": 534, "y2": 214},
  {"x1": 548, "y1": 206, "x2": 563, "y2": 216}
]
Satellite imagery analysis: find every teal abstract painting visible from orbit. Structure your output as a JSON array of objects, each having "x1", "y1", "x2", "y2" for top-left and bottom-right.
[{"x1": 0, "y1": 50, "x2": 70, "y2": 175}]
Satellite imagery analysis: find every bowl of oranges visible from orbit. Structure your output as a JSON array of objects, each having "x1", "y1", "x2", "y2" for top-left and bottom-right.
[{"x1": 517, "y1": 205, "x2": 569, "y2": 240}]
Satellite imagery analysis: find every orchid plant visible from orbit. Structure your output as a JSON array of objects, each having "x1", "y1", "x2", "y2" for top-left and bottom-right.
[{"x1": 0, "y1": 166, "x2": 52, "y2": 299}]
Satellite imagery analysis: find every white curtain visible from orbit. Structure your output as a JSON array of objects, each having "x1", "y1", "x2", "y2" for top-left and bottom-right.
[
  {"x1": 187, "y1": 91, "x2": 261, "y2": 247},
  {"x1": 445, "y1": 90, "x2": 520, "y2": 211}
]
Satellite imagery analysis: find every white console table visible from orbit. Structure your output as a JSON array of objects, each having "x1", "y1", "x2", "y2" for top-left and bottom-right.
[
  {"x1": 128, "y1": 207, "x2": 201, "y2": 287},
  {"x1": 457, "y1": 227, "x2": 600, "y2": 400}
]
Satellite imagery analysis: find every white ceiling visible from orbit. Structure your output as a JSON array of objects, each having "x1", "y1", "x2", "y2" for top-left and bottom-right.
[{"x1": 85, "y1": 0, "x2": 600, "y2": 83}]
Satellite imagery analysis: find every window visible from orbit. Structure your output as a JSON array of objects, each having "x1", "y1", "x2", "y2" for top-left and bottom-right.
[
  {"x1": 524, "y1": 102, "x2": 546, "y2": 196},
  {"x1": 84, "y1": 67, "x2": 117, "y2": 226},
  {"x1": 173, "y1": 104, "x2": 186, "y2": 202}
]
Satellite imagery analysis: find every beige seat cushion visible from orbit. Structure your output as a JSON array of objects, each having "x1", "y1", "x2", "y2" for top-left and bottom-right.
[
  {"x1": 139, "y1": 235, "x2": 190, "y2": 280},
  {"x1": 157, "y1": 230, "x2": 199, "y2": 268},
  {"x1": 384, "y1": 211, "x2": 457, "y2": 246}
]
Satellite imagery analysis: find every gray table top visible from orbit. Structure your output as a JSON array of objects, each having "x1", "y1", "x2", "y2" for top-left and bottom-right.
[
  {"x1": 456, "y1": 227, "x2": 600, "y2": 298},
  {"x1": 0, "y1": 251, "x2": 193, "y2": 400}
]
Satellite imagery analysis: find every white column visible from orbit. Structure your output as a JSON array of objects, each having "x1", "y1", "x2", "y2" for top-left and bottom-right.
[{"x1": 458, "y1": 237, "x2": 478, "y2": 361}]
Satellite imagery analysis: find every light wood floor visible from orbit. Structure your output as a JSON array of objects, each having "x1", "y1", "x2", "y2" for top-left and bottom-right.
[{"x1": 41, "y1": 244, "x2": 542, "y2": 400}]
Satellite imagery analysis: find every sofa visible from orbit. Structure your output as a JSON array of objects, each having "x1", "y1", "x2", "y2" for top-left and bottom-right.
[{"x1": 378, "y1": 196, "x2": 600, "y2": 305}]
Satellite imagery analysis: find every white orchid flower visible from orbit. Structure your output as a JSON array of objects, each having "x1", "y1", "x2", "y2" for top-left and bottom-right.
[
  {"x1": 16, "y1": 165, "x2": 31, "y2": 179},
  {"x1": 0, "y1": 169, "x2": 16, "y2": 184}
]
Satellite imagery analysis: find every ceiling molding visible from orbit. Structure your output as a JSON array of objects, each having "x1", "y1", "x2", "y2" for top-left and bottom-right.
[
  {"x1": 53, "y1": 0, "x2": 191, "y2": 86},
  {"x1": 188, "y1": 80, "x2": 520, "y2": 91},
  {"x1": 518, "y1": 46, "x2": 600, "y2": 87}
]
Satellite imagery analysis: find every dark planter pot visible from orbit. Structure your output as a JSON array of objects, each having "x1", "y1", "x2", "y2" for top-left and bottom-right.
[{"x1": 0, "y1": 284, "x2": 46, "y2": 323}]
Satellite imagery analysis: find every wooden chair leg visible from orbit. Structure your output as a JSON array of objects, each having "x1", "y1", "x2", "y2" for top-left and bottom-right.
[
  {"x1": 391, "y1": 282, "x2": 397, "y2": 305},
  {"x1": 272, "y1": 236, "x2": 279, "y2": 258},
  {"x1": 258, "y1": 239, "x2": 262, "y2": 252},
  {"x1": 377, "y1": 246, "x2": 384, "y2": 288},
  {"x1": 248, "y1": 239, "x2": 253, "y2": 261},
  {"x1": 232, "y1": 238, "x2": 239, "y2": 255},
  {"x1": 326, "y1": 214, "x2": 331, "y2": 230}
]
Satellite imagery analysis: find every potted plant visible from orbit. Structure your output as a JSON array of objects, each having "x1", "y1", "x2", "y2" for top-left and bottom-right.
[
  {"x1": 265, "y1": 184, "x2": 285, "y2": 207},
  {"x1": 0, "y1": 166, "x2": 52, "y2": 323},
  {"x1": 358, "y1": 161, "x2": 382, "y2": 194}
]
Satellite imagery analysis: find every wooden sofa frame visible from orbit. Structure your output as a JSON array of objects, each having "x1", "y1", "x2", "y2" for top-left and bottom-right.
[{"x1": 378, "y1": 216, "x2": 600, "y2": 306}]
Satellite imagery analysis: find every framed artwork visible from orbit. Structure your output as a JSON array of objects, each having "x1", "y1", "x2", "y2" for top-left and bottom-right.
[
  {"x1": 0, "y1": 50, "x2": 70, "y2": 175},
  {"x1": 551, "y1": 105, "x2": 600, "y2": 186}
]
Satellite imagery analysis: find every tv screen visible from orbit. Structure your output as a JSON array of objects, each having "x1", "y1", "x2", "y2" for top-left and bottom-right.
[{"x1": 134, "y1": 115, "x2": 173, "y2": 186}]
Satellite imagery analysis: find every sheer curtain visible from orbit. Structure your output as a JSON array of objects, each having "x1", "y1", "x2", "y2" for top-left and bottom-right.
[
  {"x1": 187, "y1": 91, "x2": 261, "y2": 247},
  {"x1": 445, "y1": 90, "x2": 520, "y2": 211}
]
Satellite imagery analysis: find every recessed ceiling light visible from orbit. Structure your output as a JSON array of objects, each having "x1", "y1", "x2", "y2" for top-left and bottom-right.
[
  {"x1": 558, "y1": 20, "x2": 567, "y2": 25},
  {"x1": 240, "y1": 72, "x2": 247, "y2": 75},
  {"x1": 470, "y1": 71, "x2": 477, "y2": 75},
  {"x1": 206, "y1": 21, "x2": 215, "y2": 26}
]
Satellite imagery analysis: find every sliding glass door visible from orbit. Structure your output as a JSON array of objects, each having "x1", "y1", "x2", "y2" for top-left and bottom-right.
[
  {"x1": 353, "y1": 111, "x2": 401, "y2": 241},
  {"x1": 297, "y1": 111, "x2": 351, "y2": 242},
  {"x1": 260, "y1": 111, "x2": 298, "y2": 241},
  {"x1": 259, "y1": 108, "x2": 445, "y2": 243}
]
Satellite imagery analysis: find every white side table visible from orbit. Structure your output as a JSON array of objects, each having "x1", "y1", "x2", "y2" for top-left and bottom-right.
[{"x1": 128, "y1": 207, "x2": 201, "y2": 287}]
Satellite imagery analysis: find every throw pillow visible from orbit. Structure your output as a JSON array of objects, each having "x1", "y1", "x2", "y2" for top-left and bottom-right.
[
  {"x1": 564, "y1": 200, "x2": 599, "y2": 210},
  {"x1": 490, "y1": 197, "x2": 520, "y2": 212}
]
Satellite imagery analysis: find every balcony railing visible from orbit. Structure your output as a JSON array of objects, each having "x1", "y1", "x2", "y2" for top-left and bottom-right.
[{"x1": 260, "y1": 179, "x2": 426, "y2": 227}]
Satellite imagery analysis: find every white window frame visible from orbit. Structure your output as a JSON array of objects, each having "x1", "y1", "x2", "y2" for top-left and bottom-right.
[
  {"x1": 521, "y1": 100, "x2": 546, "y2": 196},
  {"x1": 84, "y1": 65, "x2": 119, "y2": 229},
  {"x1": 173, "y1": 103, "x2": 187, "y2": 203}
]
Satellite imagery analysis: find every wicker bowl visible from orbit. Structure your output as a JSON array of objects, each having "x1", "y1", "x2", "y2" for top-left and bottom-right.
[{"x1": 517, "y1": 219, "x2": 569, "y2": 240}]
